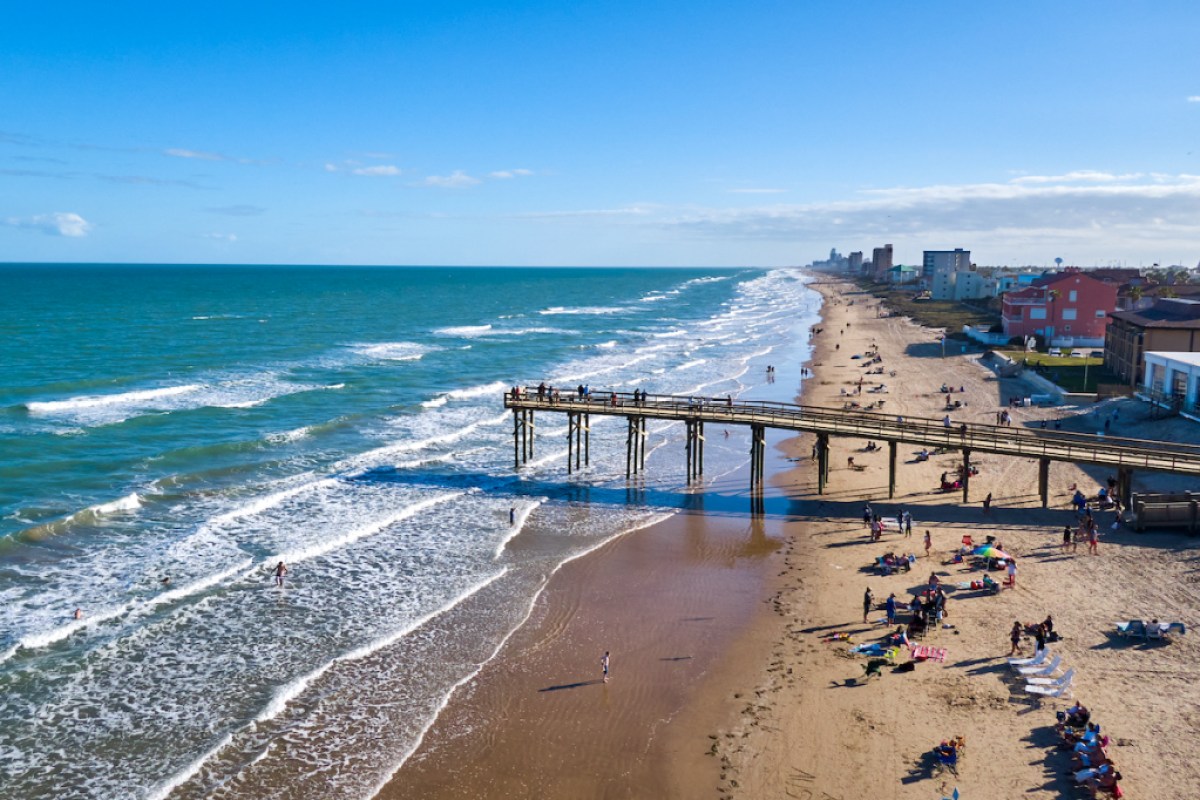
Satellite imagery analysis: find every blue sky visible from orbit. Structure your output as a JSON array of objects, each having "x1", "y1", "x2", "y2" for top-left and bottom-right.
[{"x1": 3, "y1": 1, "x2": 1199, "y2": 266}]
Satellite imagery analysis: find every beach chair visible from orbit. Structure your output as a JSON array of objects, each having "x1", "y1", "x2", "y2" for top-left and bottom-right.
[
  {"x1": 961, "y1": 534, "x2": 973, "y2": 550},
  {"x1": 1146, "y1": 624, "x2": 1165, "y2": 642},
  {"x1": 1027, "y1": 667, "x2": 1075, "y2": 687},
  {"x1": 1008, "y1": 647, "x2": 1049, "y2": 668},
  {"x1": 1016, "y1": 653, "x2": 1062, "y2": 677},
  {"x1": 1115, "y1": 620, "x2": 1146, "y2": 639},
  {"x1": 1025, "y1": 677, "x2": 1073, "y2": 699}
]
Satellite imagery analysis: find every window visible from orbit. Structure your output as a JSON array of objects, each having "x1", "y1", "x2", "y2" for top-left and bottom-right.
[
  {"x1": 1030, "y1": 307, "x2": 1047, "y2": 320},
  {"x1": 1062, "y1": 308, "x2": 1077, "y2": 320},
  {"x1": 1095, "y1": 310, "x2": 1106, "y2": 317},
  {"x1": 1069, "y1": 290, "x2": 1077, "y2": 302}
]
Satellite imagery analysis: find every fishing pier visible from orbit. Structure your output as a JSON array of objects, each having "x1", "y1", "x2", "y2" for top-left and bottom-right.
[{"x1": 504, "y1": 388, "x2": 1200, "y2": 507}]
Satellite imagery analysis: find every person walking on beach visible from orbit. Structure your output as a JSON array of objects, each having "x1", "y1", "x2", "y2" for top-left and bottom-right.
[
  {"x1": 863, "y1": 587, "x2": 874, "y2": 624},
  {"x1": 1009, "y1": 620, "x2": 1023, "y2": 656},
  {"x1": 274, "y1": 561, "x2": 288, "y2": 588},
  {"x1": 509, "y1": 507, "x2": 516, "y2": 525},
  {"x1": 1088, "y1": 525, "x2": 1100, "y2": 555},
  {"x1": 1006, "y1": 558, "x2": 1017, "y2": 588},
  {"x1": 601, "y1": 651, "x2": 610, "y2": 683},
  {"x1": 862, "y1": 504, "x2": 873, "y2": 529},
  {"x1": 983, "y1": 492, "x2": 992, "y2": 513},
  {"x1": 885, "y1": 593, "x2": 897, "y2": 626},
  {"x1": 903, "y1": 511, "x2": 913, "y2": 537},
  {"x1": 924, "y1": 530, "x2": 932, "y2": 557}
]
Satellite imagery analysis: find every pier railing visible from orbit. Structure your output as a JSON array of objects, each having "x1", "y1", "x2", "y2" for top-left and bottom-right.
[{"x1": 504, "y1": 388, "x2": 1200, "y2": 478}]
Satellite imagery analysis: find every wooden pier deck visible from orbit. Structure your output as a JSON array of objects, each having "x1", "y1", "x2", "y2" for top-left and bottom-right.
[{"x1": 504, "y1": 388, "x2": 1200, "y2": 506}]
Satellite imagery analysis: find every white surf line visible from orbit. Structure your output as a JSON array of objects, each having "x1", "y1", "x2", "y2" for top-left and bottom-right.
[
  {"x1": 251, "y1": 567, "x2": 509, "y2": 727},
  {"x1": 0, "y1": 557, "x2": 257, "y2": 667},
  {"x1": 367, "y1": 509, "x2": 675, "y2": 799},
  {"x1": 209, "y1": 477, "x2": 338, "y2": 526},
  {"x1": 261, "y1": 492, "x2": 464, "y2": 570},
  {"x1": 25, "y1": 384, "x2": 202, "y2": 415},
  {"x1": 493, "y1": 498, "x2": 546, "y2": 559},
  {"x1": 149, "y1": 569, "x2": 509, "y2": 800},
  {"x1": 144, "y1": 732, "x2": 235, "y2": 800}
]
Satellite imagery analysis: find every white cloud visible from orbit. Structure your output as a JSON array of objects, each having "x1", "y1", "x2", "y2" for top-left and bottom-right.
[
  {"x1": 165, "y1": 148, "x2": 226, "y2": 161},
  {"x1": 423, "y1": 170, "x2": 481, "y2": 188},
  {"x1": 3, "y1": 212, "x2": 92, "y2": 237},
  {"x1": 1188, "y1": 96, "x2": 1200, "y2": 103},
  {"x1": 658, "y1": 173, "x2": 1200, "y2": 258},
  {"x1": 1010, "y1": 170, "x2": 1141, "y2": 184},
  {"x1": 489, "y1": 168, "x2": 534, "y2": 179},
  {"x1": 351, "y1": 164, "x2": 401, "y2": 176}
]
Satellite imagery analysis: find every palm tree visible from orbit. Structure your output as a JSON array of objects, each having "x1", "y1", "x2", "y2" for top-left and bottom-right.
[{"x1": 1129, "y1": 284, "x2": 1144, "y2": 307}]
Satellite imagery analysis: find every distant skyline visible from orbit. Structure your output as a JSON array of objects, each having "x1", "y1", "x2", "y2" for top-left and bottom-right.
[{"x1": 3, "y1": 1, "x2": 1199, "y2": 267}]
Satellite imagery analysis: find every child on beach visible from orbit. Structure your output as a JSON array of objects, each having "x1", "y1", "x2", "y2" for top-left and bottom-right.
[
  {"x1": 1009, "y1": 620, "x2": 1023, "y2": 656},
  {"x1": 924, "y1": 530, "x2": 932, "y2": 557}
]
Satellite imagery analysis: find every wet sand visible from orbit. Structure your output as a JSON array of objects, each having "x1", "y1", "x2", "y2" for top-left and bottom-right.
[{"x1": 380, "y1": 483, "x2": 789, "y2": 799}]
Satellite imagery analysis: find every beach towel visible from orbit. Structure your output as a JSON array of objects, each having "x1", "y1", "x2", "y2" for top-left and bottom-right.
[{"x1": 909, "y1": 644, "x2": 947, "y2": 662}]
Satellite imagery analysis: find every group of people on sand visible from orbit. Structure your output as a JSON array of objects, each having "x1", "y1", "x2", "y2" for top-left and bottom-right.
[
  {"x1": 1055, "y1": 702, "x2": 1123, "y2": 798},
  {"x1": 1009, "y1": 615, "x2": 1056, "y2": 656}
]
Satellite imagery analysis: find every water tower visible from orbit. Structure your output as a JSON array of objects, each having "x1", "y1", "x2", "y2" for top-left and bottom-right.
[{"x1": 1054, "y1": 257, "x2": 1063, "y2": 269}]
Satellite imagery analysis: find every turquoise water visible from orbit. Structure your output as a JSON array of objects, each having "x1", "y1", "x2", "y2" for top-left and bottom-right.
[{"x1": 0, "y1": 265, "x2": 820, "y2": 799}]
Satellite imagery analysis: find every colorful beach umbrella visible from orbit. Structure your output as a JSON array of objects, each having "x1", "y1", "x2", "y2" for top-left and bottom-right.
[{"x1": 972, "y1": 544, "x2": 1011, "y2": 560}]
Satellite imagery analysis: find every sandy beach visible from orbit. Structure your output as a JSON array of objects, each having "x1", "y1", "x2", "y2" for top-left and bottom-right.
[{"x1": 382, "y1": 274, "x2": 1200, "y2": 799}]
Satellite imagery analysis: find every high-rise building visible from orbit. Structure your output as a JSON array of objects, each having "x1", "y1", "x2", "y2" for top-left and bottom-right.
[
  {"x1": 871, "y1": 244, "x2": 894, "y2": 280},
  {"x1": 848, "y1": 251, "x2": 863, "y2": 273},
  {"x1": 923, "y1": 249, "x2": 971, "y2": 280}
]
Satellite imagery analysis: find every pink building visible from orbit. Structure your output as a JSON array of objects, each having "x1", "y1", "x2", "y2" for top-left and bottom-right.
[{"x1": 1001, "y1": 271, "x2": 1117, "y2": 346}]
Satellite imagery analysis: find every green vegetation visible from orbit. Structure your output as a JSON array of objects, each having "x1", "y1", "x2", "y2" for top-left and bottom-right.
[
  {"x1": 854, "y1": 280, "x2": 1000, "y2": 336},
  {"x1": 994, "y1": 350, "x2": 1120, "y2": 393}
]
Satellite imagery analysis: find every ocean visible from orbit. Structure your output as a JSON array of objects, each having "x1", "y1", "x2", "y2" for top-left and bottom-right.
[{"x1": 0, "y1": 265, "x2": 821, "y2": 799}]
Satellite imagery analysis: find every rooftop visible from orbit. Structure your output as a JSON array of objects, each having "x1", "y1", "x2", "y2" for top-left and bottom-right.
[
  {"x1": 1145, "y1": 351, "x2": 1200, "y2": 368},
  {"x1": 1111, "y1": 298, "x2": 1200, "y2": 329}
]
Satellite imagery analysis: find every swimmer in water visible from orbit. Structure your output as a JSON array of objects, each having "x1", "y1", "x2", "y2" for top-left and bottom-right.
[{"x1": 274, "y1": 561, "x2": 288, "y2": 587}]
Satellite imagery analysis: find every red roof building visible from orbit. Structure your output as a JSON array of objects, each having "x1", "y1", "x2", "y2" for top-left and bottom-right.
[{"x1": 1001, "y1": 271, "x2": 1118, "y2": 345}]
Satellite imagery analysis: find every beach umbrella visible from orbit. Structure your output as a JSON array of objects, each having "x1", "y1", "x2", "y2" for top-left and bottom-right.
[{"x1": 971, "y1": 544, "x2": 1011, "y2": 560}]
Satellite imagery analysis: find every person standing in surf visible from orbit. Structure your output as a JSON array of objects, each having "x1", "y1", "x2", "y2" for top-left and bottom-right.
[
  {"x1": 601, "y1": 650, "x2": 610, "y2": 683},
  {"x1": 274, "y1": 561, "x2": 288, "y2": 588}
]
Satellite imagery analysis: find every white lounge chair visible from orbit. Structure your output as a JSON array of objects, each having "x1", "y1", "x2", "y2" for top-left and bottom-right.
[
  {"x1": 1008, "y1": 647, "x2": 1049, "y2": 668},
  {"x1": 1017, "y1": 654, "x2": 1062, "y2": 677},
  {"x1": 1025, "y1": 678, "x2": 1073, "y2": 699},
  {"x1": 1027, "y1": 667, "x2": 1075, "y2": 687}
]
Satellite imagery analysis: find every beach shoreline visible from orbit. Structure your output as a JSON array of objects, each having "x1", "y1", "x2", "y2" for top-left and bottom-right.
[{"x1": 379, "y1": 273, "x2": 1200, "y2": 799}]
